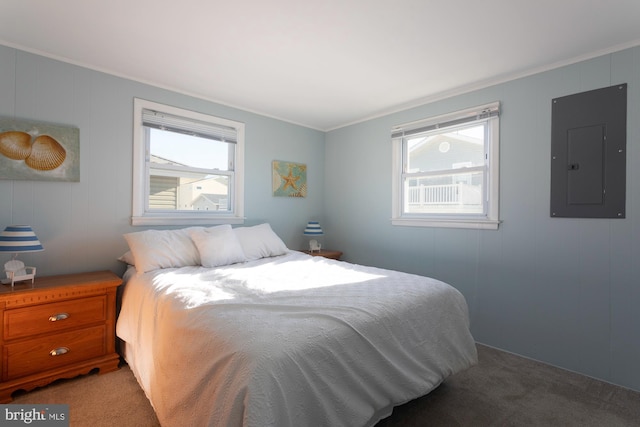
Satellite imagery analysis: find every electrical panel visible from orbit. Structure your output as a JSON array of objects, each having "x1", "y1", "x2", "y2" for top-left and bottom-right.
[{"x1": 550, "y1": 84, "x2": 627, "y2": 218}]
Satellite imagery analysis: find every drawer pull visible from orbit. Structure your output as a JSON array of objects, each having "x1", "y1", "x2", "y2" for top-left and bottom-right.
[
  {"x1": 49, "y1": 347, "x2": 69, "y2": 357},
  {"x1": 48, "y1": 313, "x2": 69, "y2": 322}
]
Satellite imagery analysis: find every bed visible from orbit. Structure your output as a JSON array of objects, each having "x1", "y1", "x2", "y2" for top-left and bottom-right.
[{"x1": 116, "y1": 223, "x2": 477, "y2": 427}]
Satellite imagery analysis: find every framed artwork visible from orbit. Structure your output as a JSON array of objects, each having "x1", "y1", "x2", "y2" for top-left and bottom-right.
[
  {"x1": 0, "y1": 117, "x2": 80, "y2": 182},
  {"x1": 272, "y1": 160, "x2": 307, "y2": 197}
]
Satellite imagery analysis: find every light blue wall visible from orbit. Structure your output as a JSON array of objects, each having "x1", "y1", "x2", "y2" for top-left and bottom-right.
[
  {"x1": 2, "y1": 43, "x2": 639, "y2": 393},
  {"x1": 0, "y1": 46, "x2": 325, "y2": 277},
  {"x1": 325, "y1": 47, "x2": 640, "y2": 391}
]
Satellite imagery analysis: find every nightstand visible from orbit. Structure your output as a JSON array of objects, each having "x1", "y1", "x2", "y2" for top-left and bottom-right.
[
  {"x1": 0, "y1": 270, "x2": 122, "y2": 402},
  {"x1": 301, "y1": 249, "x2": 343, "y2": 260}
]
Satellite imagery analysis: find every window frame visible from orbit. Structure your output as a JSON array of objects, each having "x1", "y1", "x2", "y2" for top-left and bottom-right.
[
  {"x1": 391, "y1": 102, "x2": 500, "y2": 230},
  {"x1": 132, "y1": 98, "x2": 245, "y2": 226}
]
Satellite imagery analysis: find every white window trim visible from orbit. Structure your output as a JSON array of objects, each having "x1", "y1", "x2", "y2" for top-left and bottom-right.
[
  {"x1": 132, "y1": 98, "x2": 245, "y2": 226},
  {"x1": 391, "y1": 102, "x2": 501, "y2": 230}
]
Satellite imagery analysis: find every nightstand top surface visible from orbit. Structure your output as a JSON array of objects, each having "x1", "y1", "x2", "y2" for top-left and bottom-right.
[
  {"x1": 0, "y1": 270, "x2": 121, "y2": 296},
  {"x1": 300, "y1": 249, "x2": 343, "y2": 259}
]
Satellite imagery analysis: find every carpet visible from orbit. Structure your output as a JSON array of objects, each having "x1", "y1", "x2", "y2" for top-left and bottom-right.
[{"x1": 9, "y1": 344, "x2": 640, "y2": 426}]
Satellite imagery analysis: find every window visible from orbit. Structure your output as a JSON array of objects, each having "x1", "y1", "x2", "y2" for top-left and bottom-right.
[
  {"x1": 391, "y1": 102, "x2": 500, "y2": 229},
  {"x1": 132, "y1": 98, "x2": 245, "y2": 226}
]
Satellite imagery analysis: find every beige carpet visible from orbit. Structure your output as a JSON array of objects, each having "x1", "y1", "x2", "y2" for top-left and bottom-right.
[
  {"x1": 10, "y1": 344, "x2": 640, "y2": 426},
  {"x1": 11, "y1": 361, "x2": 160, "y2": 427}
]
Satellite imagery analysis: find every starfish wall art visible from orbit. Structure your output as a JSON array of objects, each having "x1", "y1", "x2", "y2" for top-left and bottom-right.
[{"x1": 272, "y1": 160, "x2": 307, "y2": 197}]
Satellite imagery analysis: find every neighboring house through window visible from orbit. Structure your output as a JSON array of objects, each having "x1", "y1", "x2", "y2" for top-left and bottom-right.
[
  {"x1": 391, "y1": 102, "x2": 500, "y2": 229},
  {"x1": 132, "y1": 98, "x2": 245, "y2": 225}
]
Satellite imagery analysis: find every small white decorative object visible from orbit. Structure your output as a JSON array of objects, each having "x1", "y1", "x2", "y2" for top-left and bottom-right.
[
  {"x1": 3, "y1": 259, "x2": 36, "y2": 286},
  {"x1": 309, "y1": 239, "x2": 322, "y2": 252}
]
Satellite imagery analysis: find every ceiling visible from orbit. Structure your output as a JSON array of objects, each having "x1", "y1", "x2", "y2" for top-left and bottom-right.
[{"x1": 1, "y1": 1, "x2": 640, "y2": 131}]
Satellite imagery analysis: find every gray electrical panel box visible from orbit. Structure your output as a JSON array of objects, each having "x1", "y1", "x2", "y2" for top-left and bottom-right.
[{"x1": 550, "y1": 84, "x2": 627, "y2": 218}]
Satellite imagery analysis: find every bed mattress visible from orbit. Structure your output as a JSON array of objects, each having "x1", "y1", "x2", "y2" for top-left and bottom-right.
[{"x1": 116, "y1": 251, "x2": 477, "y2": 426}]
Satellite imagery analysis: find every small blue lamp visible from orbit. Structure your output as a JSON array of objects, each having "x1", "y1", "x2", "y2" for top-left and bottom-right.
[
  {"x1": 0, "y1": 225, "x2": 44, "y2": 286},
  {"x1": 303, "y1": 221, "x2": 323, "y2": 252}
]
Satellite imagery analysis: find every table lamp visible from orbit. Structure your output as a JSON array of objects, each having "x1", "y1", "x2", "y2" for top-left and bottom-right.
[
  {"x1": 303, "y1": 221, "x2": 323, "y2": 252},
  {"x1": 0, "y1": 225, "x2": 44, "y2": 287}
]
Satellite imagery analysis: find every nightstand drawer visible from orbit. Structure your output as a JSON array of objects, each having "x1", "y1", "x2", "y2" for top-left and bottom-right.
[
  {"x1": 4, "y1": 325, "x2": 106, "y2": 380},
  {"x1": 4, "y1": 296, "x2": 107, "y2": 340}
]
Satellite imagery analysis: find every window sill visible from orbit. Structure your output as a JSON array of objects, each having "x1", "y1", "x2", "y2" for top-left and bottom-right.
[
  {"x1": 132, "y1": 215, "x2": 245, "y2": 227},
  {"x1": 391, "y1": 217, "x2": 500, "y2": 230}
]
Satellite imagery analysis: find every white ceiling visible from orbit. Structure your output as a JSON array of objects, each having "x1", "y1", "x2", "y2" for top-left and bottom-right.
[{"x1": 1, "y1": 1, "x2": 640, "y2": 131}]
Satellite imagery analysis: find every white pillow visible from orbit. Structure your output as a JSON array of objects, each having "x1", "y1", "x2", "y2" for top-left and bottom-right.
[
  {"x1": 124, "y1": 227, "x2": 202, "y2": 273},
  {"x1": 188, "y1": 225, "x2": 247, "y2": 267},
  {"x1": 234, "y1": 223, "x2": 289, "y2": 261},
  {"x1": 117, "y1": 251, "x2": 135, "y2": 265}
]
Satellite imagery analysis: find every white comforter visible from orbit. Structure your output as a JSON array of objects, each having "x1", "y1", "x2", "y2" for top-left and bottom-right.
[{"x1": 116, "y1": 251, "x2": 477, "y2": 427}]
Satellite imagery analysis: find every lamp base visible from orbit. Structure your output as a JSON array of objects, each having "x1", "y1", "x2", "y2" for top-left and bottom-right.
[
  {"x1": 308, "y1": 239, "x2": 322, "y2": 252},
  {"x1": 3, "y1": 259, "x2": 36, "y2": 287}
]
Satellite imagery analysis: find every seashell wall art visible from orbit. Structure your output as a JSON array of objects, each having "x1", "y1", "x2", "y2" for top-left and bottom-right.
[{"x1": 0, "y1": 117, "x2": 79, "y2": 182}]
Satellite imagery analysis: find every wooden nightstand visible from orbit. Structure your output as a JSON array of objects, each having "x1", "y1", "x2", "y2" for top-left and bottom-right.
[
  {"x1": 0, "y1": 270, "x2": 122, "y2": 402},
  {"x1": 301, "y1": 249, "x2": 343, "y2": 260}
]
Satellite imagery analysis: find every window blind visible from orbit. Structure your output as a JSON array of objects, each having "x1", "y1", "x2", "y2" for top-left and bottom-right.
[
  {"x1": 142, "y1": 109, "x2": 237, "y2": 143},
  {"x1": 391, "y1": 102, "x2": 500, "y2": 139}
]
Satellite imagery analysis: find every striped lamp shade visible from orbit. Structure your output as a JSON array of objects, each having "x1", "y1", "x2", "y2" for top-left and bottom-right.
[
  {"x1": 0, "y1": 225, "x2": 44, "y2": 253},
  {"x1": 303, "y1": 221, "x2": 324, "y2": 236}
]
